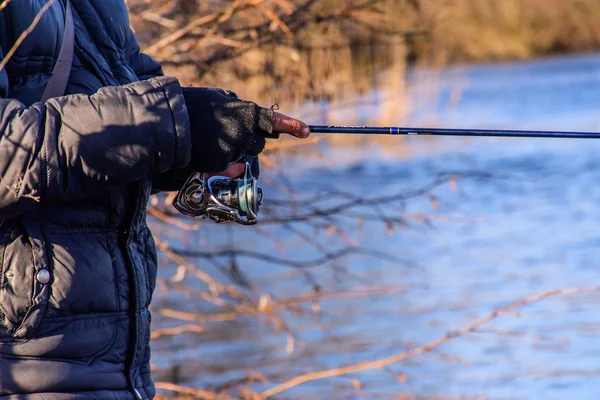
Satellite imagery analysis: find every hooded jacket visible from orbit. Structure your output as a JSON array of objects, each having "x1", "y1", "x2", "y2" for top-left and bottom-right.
[{"x1": 0, "y1": 1, "x2": 265, "y2": 398}]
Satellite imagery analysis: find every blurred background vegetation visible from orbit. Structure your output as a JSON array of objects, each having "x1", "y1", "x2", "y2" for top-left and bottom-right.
[{"x1": 128, "y1": 0, "x2": 600, "y2": 105}]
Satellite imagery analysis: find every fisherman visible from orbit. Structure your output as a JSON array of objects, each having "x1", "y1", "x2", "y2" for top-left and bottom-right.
[{"x1": 0, "y1": 1, "x2": 308, "y2": 398}]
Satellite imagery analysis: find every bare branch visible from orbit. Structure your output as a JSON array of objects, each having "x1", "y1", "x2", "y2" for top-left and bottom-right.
[
  {"x1": 148, "y1": 206, "x2": 199, "y2": 231},
  {"x1": 0, "y1": 0, "x2": 58, "y2": 73},
  {"x1": 0, "y1": 0, "x2": 11, "y2": 11},
  {"x1": 168, "y1": 245, "x2": 407, "y2": 269},
  {"x1": 259, "y1": 286, "x2": 600, "y2": 399},
  {"x1": 154, "y1": 382, "x2": 229, "y2": 400},
  {"x1": 150, "y1": 323, "x2": 206, "y2": 339},
  {"x1": 144, "y1": 0, "x2": 252, "y2": 56}
]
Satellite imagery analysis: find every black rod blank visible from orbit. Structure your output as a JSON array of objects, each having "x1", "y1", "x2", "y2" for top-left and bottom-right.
[{"x1": 308, "y1": 125, "x2": 600, "y2": 139}]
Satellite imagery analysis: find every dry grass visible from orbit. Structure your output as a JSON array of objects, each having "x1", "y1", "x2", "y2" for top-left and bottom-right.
[{"x1": 426, "y1": 0, "x2": 600, "y2": 63}]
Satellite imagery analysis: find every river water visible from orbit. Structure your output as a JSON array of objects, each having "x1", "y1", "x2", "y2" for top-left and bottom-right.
[{"x1": 151, "y1": 53, "x2": 600, "y2": 399}]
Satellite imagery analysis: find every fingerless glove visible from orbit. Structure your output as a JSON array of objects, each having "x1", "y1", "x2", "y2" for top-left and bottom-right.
[{"x1": 182, "y1": 87, "x2": 275, "y2": 172}]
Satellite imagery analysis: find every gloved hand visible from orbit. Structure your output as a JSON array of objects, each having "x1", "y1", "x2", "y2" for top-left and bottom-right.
[
  {"x1": 182, "y1": 87, "x2": 309, "y2": 173},
  {"x1": 182, "y1": 87, "x2": 268, "y2": 173},
  {"x1": 152, "y1": 87, "x2": 308, "y2": 193}
]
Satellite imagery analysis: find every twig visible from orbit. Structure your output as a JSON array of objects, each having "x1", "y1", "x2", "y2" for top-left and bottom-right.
[
  {"x1": 275, "y1": 283, "x2": 414, "y2": 307},
  {"x1": 0, "y1": 0, "x2": 58, "y2": 73},
  {"x1": 154, "y1": 382, "x2": 230, "y2": 400},
  {"x1": 150, "y1": 323, "x2": 206, "y2": 339},
  {"x1": 140, "y1": 11, "x2": 178, "y2": 29},
  {"x1": 474, "y1": 328, "x2": 569, "y2": 344},
  {"x1": 169, "y1": 245, "x2": 405, "y2": 269},
  {"x1": 250, "y1": 1, "x2": 293, "y2": 38},
  {"x1": 148, "y1": 206, "x2": 199, "y2": 231},
  {"x1": 144, "y1": 11, "x2": 222, "y2": 55},
  {"x1": 145, "y1": 0, "x2": 252, "y2": 55},
  {"x1": 0, "y1": 175, "x2": 41, "y2": 202},
  {"x1": 158, "y1": 308, "x2": 240, "y2": 323},
  {"x1": 155, "y1": 239, "x2": 222, "y2": 293}
]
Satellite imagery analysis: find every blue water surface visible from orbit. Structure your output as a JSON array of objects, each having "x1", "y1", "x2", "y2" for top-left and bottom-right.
[{"x1": 152, "y1": 53, "x2": 600, "y2": 400}]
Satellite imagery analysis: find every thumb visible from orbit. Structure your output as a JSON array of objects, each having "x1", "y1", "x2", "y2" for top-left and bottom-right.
[
  {"x1": 272, "y1": 112, "x2": 310, "y2": 138},
  {"x1": 204, "y1": 162, "x2": 245, "y2": 179}
]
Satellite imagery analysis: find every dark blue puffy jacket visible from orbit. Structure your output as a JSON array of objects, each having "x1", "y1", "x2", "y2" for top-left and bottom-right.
[{"x1": 0, "y1": 1, "x2": 268, "y2": 398}]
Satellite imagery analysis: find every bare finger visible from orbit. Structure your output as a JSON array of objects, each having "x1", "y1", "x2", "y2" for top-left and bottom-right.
[
  {"x1": 204, "y1": 162, "x2": 245, "y2": 179},
  {"x1": 273, "y1": 112, "x2": 310, "y2": 138}
]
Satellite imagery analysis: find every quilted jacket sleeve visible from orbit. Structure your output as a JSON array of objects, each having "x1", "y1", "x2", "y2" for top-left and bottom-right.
[{"x1": 0, "y1": 67, "x2": 191, "y2": 218}]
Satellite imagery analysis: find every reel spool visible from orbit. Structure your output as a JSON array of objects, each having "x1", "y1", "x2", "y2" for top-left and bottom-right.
[{"x1": 173, "y1": 162, "x2": 263, "y2": 225}]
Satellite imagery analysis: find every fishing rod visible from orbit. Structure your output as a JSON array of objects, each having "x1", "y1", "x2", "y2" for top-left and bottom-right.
[
  {"x1": 174, "y1": 124, "x2": 600, "y2": 226},
  {"x1": 308, "y1": 125, "x2": 600, "y2": 139}
]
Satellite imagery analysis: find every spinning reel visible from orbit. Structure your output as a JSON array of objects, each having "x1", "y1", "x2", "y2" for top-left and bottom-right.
[{"x1": 173, "y1": 162, "x2": 263, "y2": 225}]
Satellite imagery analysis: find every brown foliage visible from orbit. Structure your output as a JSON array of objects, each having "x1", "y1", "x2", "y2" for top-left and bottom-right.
[
  {"x1": 128, "y1": 0, "x2": 600, "y2": 105},
  {"x1": 127, "y1": 0, "x2": 422, "y2": 105}
]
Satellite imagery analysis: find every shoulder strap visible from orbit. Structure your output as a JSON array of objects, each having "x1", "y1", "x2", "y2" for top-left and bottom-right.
[{"x1": 41, "y1": 0, "x2": 74, "y2": 102}]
